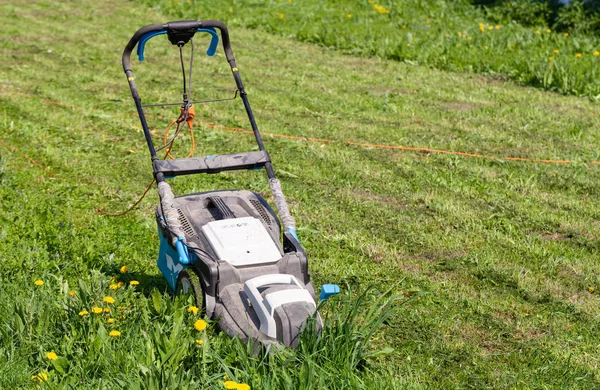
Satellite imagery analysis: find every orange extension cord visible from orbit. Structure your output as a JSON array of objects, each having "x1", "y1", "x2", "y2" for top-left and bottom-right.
[
  {"x1": 97, "y1": 105, "x2": 195, "y2": 216},
  {"x1": 2, "y1": 91, "x2": 600, "y2": 216}
]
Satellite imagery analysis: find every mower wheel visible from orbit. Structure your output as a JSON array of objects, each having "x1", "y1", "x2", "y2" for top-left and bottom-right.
[{"x1": 176, "y1": 269, "x2": 205, "y2": 311}]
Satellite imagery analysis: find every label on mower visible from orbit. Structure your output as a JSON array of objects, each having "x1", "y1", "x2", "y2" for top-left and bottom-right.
[{"x1": 201, "y1": 217, "x2": 282, "y2": 266}]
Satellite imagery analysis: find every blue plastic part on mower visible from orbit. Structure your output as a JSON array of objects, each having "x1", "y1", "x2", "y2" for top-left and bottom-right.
[
  {"x1": 319, "y1": 284, "x2": 340, "y2": 301},
  {"x1": 137, "y1": 27, "x2": 219, "y2": 61},
  {"x1": 157, "y1": 227, "x2": 194, "y2": 290}
]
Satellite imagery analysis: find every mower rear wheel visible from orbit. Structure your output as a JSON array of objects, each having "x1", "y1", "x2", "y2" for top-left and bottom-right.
[{"x1": 176, "y1": 269, "x2": 205, "y2": 311}]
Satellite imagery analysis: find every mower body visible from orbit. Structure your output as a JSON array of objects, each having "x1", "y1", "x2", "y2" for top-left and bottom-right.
[{"x1": 156, "y1": 190, "x2": 318, "y2": 346}]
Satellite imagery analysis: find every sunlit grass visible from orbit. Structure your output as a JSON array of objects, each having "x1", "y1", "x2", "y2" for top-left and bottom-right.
[
  {"x1": 3, "y1": 0, "x2": 600, "y2": 388},
  {"x1": 144, "y1": 0, "x2": 600, "y2": 98}
]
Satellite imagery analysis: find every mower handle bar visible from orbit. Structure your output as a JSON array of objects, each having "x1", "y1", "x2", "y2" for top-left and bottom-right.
[
  {"x1": 122, "y1": 20, "x2": 235, "y2": 72},
  {"x1": 136, "y1": 28, "x2": 219, "y2": 61}
]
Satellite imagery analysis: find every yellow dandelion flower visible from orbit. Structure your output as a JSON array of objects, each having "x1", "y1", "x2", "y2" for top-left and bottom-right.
[
  {"x1": 194, "y1": 319, "x2": 207, "y2": 331},
  {"x1": 484, "y1": 45, "x2": 489, "y2": 49},
  {"x1": 69, "y1": 290, "x2": 75, "y2": 297},
  {"x1": 589, "y1": 287, "x2": 595, "y2": 292},
  {"x1": 488, "y1": 26, "x2": 493, "y2": 30},
  {"x1": 109, "y1": 330, "x2": 121, "y2": 337},
  {"x1": 553, "y1": 49, "x2": 559, "y2": 54},
  {"x1": 79, "y1": 310, "x2": 89, "y2": 316},
  {"x1": 594, "y1": 51, "x2": 599, "y2": 56},
  {"x1": 109, "y1": 283, "x2": 118, "y2": 290},
  {"x1": 347, "y1": 14, "x2": 352, "y2": 18},
  {"x1": 103, "y1": 296, "x2": 115, "y2": 304},
  {"x1": 117, "y1": 306, "x2": 126, "y2": 310},
  {"x1": 104, "y1": 308, "x2": 111, "y2": 313},
  {"x1": 445, "y1": 34, "x2": 450, "y2": 38},
  {"x1": 31, "y1": 372, "x2": 48, "y2": 382},
  {"x1": 224, "y1": 381, "x2": 238, "y2": 389},
  {"x1": 546, "y1": 29, "x2": 551, "y2": 33},
  {"x1": 495, "y1": 25, "x2": 500, "y2": 30},
  {"x1": 467, "y1": 37, "x2": 472, "y2": 41},
  {"x1": 576, "y1": 53, "x2": 582, "y2": 58},
  {"x1": 479, "y1": 24, "x2": 485, "y2": 33},
  {"x1": 120, "y1": 265, "x2": 128, "y2": 273},
  {"x1": 373, "y1": 4, "x2": 390, "y2": 14},
  {"x1": 91, "y1": 307, "x2": 103, "y2": 314},
  {"x1": 117, "y1": 282, "x2": 124, "y2": 288},
  {"x1": 237, "y1": 384, "x2": 251, "y2": 390},
  {"x1": 196, "y1": 339, "x2": 204, "y2": 345},
  {"x1": 548, "y1": 56, "x2": 553, "y2": 61},
  {"x1": 449, "y1": 22, "x2": 453, "y2": 27},
  {"x1": 34, "y1": 280, "x2": 44, "y2": 286},
  {"x1": 564, "y1": 32, "x2": 569, "y2": 37},
  {"x1": 129, "y1": 280, "x2": 139, "y2": 286},
  {"x1": 536, "y1": 30, "x2": 541, "y2": 35},
  {"x1": 426, "y1": 19, "x2": 430, "y2": 25},
  {"x1": 457, "y1": 43, "x2": 462, "y2": 47},
  {"x1": 457, "y1": 31, "x2": 462, "y2": 37},
  {"x1": 46, "y1": 352, "x2": 58, "y2": 361},
  {"x1": 107, "y1": 318, "x2": 115, "y2": 324},
  {"x1": 278, "y1": 13, "x2": 285, "y2": 19},
  {"x1": 188, "y1": 306, "x2": 199, "y2": 315},
  {"x1": 406, "y1": 43, "x2": 411, "y2": 47}
]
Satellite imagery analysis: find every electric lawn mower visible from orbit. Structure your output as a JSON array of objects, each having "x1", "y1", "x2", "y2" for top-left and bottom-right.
[{"x1": 121, "y1": 20, "x2": 339, "y2": 347}]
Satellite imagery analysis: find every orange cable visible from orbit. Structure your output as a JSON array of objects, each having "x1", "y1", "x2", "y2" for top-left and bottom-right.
[
  {"x1": 97, "y1": 105, "x2": 197, "y2": 216},
  {"x1": 3, "y1": 89, "x2": 595, "y2": 166},
  {"x1": 0, "y1": 138, "x2": 59, "y2": 178},
  {"x1": 163, "y1": 105, "x2": 196, "y2": 159}
]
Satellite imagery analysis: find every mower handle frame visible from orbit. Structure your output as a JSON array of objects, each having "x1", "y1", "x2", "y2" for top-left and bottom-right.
[
  {"x1": 122, "y1": 20, "x2": 254, "y2": 174},
  {"x1": 122, "y1": 19, "x2": 300, "y2": 244}
]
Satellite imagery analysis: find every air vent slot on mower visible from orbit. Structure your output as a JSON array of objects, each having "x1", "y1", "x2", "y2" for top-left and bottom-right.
[
  {"x1": 177, "y1": 208, "x2": 197, "y2": 239},
  {"x1": 250, "y1": 199, "x2": 272, "y2": 224}
]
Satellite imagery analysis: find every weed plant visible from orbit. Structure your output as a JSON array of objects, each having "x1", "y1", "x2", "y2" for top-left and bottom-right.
[{"x1": 0, "y1": 269, "x2": 404, "y2": 388}]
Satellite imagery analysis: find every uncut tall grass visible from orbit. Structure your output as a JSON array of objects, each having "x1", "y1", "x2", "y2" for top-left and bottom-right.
[{"x1": 143, "y1": 0, "x2": 600, "y2": 98}]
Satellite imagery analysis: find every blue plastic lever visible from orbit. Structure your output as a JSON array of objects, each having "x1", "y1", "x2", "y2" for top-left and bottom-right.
[
  {"x1": 137, "y1": 27, "x2": 219, "y2": 61},
  {"x1": 285, "y1": 227, "x2": 299, "y2": 242},
  {"x1": 319, "y1": 284, "x2": 340, "y2": 301},
  {"x1": 175, "y1": 236, "x2": 191, "y2": 265}
]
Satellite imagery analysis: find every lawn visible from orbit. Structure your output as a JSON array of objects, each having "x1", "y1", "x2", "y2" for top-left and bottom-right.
[{"x1": 2, "y1": 0, "x2": 600, "y2": 388}]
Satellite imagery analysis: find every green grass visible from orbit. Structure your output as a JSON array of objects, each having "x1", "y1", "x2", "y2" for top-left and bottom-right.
[
  {"x1": 3, "y1": 0, "x2": 600, "y2": 388},
  {"x1": 143, "y1": 0, "x2": 600, "y2": 98}
]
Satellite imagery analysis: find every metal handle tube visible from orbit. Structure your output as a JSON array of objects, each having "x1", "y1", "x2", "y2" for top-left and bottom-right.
[
  {"x1": 203, "y1": 23, "x2": 298, "y2": 234},
  {"x1": 123, "y1": 24, "x2": 164, "y2": 165}
]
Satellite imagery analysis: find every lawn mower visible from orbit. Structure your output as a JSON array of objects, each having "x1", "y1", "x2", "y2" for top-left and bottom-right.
[{"x1": 121, "y1": 20, "x2": 339, "y2": 347}]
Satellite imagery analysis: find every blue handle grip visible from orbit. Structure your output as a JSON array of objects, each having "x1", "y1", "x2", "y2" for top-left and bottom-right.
[
  {"x1": 137, "y1": 27, "x2": 219, "y2": 61},
  {"x1": 175, "y1": 236, "x2": 190, "y2": 265}
]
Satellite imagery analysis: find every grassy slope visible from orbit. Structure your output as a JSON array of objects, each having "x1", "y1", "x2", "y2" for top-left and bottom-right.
[{"x1": 2, "y1": 0, "x2": 600, "y2": 388}]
